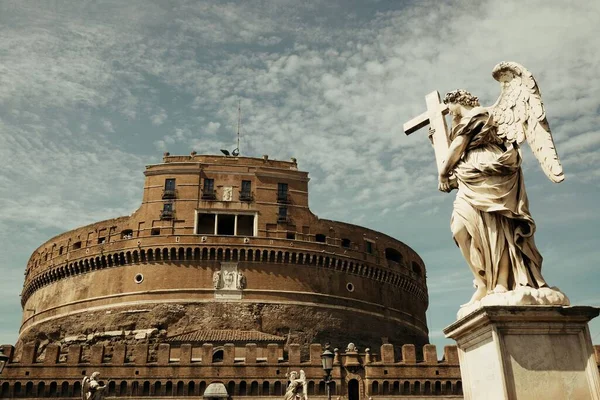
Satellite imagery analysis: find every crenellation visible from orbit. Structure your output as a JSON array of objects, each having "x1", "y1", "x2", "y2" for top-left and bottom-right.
[
  {"x1": 201, "y1": 343, "x2": 213, "y2": 365},
  {"x1": 133, "y1": 344, "x2": 148, "y2": 365},
  {"x1": 309, "y1": 343, "x2": 322, "y2": 365},
  {"x1": 423, "y1": 344, "x2": 437, "y2": 364},
  {"x1": 44, "y1": 345, "x2": 60, "y2": 365},
  {"x1": 443, "y1": 345, "x2": 459, "y2": 364},
  {"x1": 266, "y1": 343, "x2": 278, "y2": 364},
  {"x1": 179, "y1": 344, "x2": 192, "y2": 364},
  {"x1": 66, "y1": 345, "x2": 81, "y2": 365},
  {"x1": 223, "y1": 343, "x2": 235, "y2": 364},
  {"x1": 157, "y1": 344, "x2": 170, "y2": 365},
  {"x1": 288, "y1": 343, "x2": 301, "y2": 364},
  {"x1": 401, "y1": 344, "x2": 416, "y2": 364},
  {"x1": 380, "y1": 343, "x2": 394, "y2": 363},
  {"x1": 245, "y1": 343, "x2": 257, "y2": 364},
  {"x1": 21, "y1": 343, "x2": 37, "y2": 364},
  {"x1": 90, "y1": 344, "x2": 105, "y2": 365}
]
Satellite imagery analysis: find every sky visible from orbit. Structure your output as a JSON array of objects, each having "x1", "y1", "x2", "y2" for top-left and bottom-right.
[{"x1": 1, "y1": 0, "x2": 599, "y2": 356}]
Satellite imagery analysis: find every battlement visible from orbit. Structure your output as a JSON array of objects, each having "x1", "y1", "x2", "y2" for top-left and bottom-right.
[
  {"x1": 0, "y1": 342, "x2": 465, "y2": 398},
  {"x1": 1, "y1": 343, "x2": 459, "y2": 367}
]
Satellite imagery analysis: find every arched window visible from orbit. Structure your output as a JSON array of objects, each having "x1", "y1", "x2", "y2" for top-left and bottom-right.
[
  {"x1": 119, "y1": 381, "x2": 128, "y2": 396},
  {"x1": 212, "y1": 349, "x2": 224, "y2": 363},
  {"x1": 177, "y1": 381, "x2": 184, "y2": 396},
  {"x1": 262, "y1": 381, "x2": 270, "y2": 396},
  {"x1": 239, "y1": 381, "x2": 247, "y2": 396},
  {"x1": 412, "y1": 261, "x2": 422, "y2": 276},
  {"x1": 165, "y1": 381, "x2": 173, "y2": 396},
  {"x1": 188, "y1": 381, "x2": 196, "y2": 396},
  {"x1": 227, "y1": 381, "x2": 235, "y2": 396},
  {"x1": 371, "y1": 381, "x2": 379, "y2": 395},
  {"x1": 274, "y1": 382, "x2": 282, "y2": 396},
  {"x1": 73, "y1": 381, "x2": 82, "y2": 397},
  {"x1": 13, "y1": 382, "x2": 22, "y2": 397},
  {"x1": 413, "y1": 381, "x2": 421, "y2": 395},
  {"x1": 250, "y1": 381, "x2": 259, "y2": 396},
  {"x1": 37, "y1": 382, "x2": 45, "y2": 397},
  {"x1": 385, "y1": 248, "x2": 403, "y2": 264}
]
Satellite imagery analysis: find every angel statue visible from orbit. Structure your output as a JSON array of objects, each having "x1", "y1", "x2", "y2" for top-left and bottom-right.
[
  {"x1": 434, "y1": 62, "x2": 569, "y2": 311},
  {"x1": 283, "y1": 370, "x2": 308, "y2": 400},
  {"x1": 82, "y1": 372, "x2": 107, "y2": 400}
]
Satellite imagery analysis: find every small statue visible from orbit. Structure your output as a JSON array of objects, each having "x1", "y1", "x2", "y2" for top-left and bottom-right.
[
  {"x1": 82, "y1": 372, "x2": 107, "y2": 400},
  {"x1": 223, "y1": 271, "x2": 235, "y2": 289},
  {"x1": 283, "y1": 370, "x2": 307, "y2": 400},
  {"x1": 212, "y1": 270, "x2": 221, "y2": 289},
  {"x1": 345, "y1": 343, "x2": 357, "y2": 353},
  {"x1": 237, "y1": 272, "x2": 246, "y2": 289}
]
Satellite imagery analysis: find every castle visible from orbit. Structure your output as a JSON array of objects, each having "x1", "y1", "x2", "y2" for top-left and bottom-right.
[{"x1": 2, "y1": 153, "x2": 597, "y2": 398}]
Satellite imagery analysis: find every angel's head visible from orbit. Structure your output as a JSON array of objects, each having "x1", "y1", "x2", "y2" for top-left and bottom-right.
[
  {"x1": 91, "y1": 372, "x2": 101, "y2": 380},
  {"x1": 443, "y1": 89, "x2": 480, "y2": 115}
]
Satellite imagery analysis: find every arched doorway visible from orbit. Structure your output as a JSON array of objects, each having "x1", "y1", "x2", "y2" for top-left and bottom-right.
[{"x1": 348, "y1": 379, "x2": 359, "y2": 400}]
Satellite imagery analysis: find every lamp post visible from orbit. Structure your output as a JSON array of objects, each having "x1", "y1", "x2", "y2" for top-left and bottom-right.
[
  {"x1": 0, "y1": 348, "x2": 9, "y2": 375},
  {"x1": 320, "y1": 345, "x2": 334, "y2": 400}
]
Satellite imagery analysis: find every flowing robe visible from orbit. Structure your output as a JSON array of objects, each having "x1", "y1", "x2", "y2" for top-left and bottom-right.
[{"x1": 450, "y1": 107, "x2": 546, "y2": 291}]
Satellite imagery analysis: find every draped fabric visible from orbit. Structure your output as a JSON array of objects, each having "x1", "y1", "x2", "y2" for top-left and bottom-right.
[{"x1": 449, "y1": 107, "x2": 546, "y2": 291}]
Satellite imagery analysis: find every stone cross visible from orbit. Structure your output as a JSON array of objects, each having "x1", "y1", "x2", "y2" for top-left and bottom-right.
[{"x1": 403, "y1": 91, "x2": 451, "y2": 174}]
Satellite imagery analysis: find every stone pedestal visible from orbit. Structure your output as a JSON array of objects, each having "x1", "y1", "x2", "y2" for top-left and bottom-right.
[{"x1": 444, "y1": 306, "x2": 600, "y2": 400}]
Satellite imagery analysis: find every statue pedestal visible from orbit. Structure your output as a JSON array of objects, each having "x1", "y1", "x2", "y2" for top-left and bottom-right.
[{"x1": 444, "y1": 306, "x2": 600, "y2": 400}]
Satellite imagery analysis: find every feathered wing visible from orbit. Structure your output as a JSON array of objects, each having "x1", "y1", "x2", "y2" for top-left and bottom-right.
[
  {"x1": 81, "y1": 377, "x2": 90, "y2": 400},
  {"x1": 488, "y1": 61, "x2": 564, "y2": 183}
]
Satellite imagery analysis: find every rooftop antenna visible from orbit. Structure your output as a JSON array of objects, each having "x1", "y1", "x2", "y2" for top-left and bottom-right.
[{"x1": 220, "y1": 100, "x2": 241, "y2": 157}]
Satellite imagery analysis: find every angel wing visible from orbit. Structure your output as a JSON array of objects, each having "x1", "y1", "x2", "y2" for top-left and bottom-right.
[
  {"x1": 488, "y1": 61, "x2": 564, "y2": 183},
  {"x1": 81, "y1": 376, "x2": 90, "y2": 400}
]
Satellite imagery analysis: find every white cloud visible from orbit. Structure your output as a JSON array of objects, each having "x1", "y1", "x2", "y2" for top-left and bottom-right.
[{"x1": 0, "y1": 0, "x2": 599, "y2": 349}]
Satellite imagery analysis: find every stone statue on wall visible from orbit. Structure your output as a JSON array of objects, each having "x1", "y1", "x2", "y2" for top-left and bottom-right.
[
  {"x1": 82, "y1": 372, "x2": 107, "y2": 400},
  {"x1": 212, "y1": 270, "x2": 221, "y2": 289},
  {"x1": 223, "y1": 271, "x2": 236, "y2": 289},
  {"x1": 237, "y1": 272, "x2": 246, "y2": 289},
  {"x1": 284, "y1": 370, "x2": 307, "y2": 400},
  {"x1": 406, "y1": 62, "x2": 569, "y2": 315}
]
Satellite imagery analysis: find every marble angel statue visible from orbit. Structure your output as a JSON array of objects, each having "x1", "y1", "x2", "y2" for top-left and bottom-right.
[
  {"x1": 437, "y1": 62, "x2": 569, "y2": 310},
  {"x1": 283, "y1": 370, "x2": 308, "y2": 400},
  {"x1": 82, "y1": 372, "x2": 107, "y2": 400}
]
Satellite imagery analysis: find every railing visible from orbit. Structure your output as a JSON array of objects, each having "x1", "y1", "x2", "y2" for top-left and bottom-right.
[
  {"x1": 201, "y1": 189, "x2": 216, "y2": 200},
  {"x1": 162, "y1": 189, "x2": 176, "y2": 199},
  {"x1": 239, "y1": 191, "x2": 253, "y2": 201},
  {"x1": 160, "y1": 210, "x2": 174, "y2": 220},
  {"x1": 276, "y1": 192, "x2": 289, "y2": 204}
]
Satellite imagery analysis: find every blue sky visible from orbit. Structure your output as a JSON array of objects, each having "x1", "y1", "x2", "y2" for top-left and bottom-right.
[{"x1": 1, "y1": 0, "x2": 599, "y2": 355}]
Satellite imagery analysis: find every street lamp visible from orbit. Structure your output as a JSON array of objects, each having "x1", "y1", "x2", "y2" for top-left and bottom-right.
[
  {"x1": 0, "y1": 348, "x2": 9, "y2": 374},
  {"x1": 321, "y1": 345, "x2": 334, "y2": 400}
]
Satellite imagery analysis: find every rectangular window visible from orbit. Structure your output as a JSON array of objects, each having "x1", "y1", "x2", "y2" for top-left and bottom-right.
[
  {"x1": 278, "y1": 206, "x2": 288, "y2": 222},
  {"x1": 165, "y1": 178, "x2": 176, "y2": 190},
  {"x1": 163, "y1": 203, "x2": 173, "y2": 212},
  {"x1": 240, "y1": 180, "x2": 252, "y2": 201},
  {"x1": 72, "y1": 241, "x2": 82, "y2": 250},
  {"x1": 163, "y1": 178, "x2": 176, "y2": 199},
  {"x1": 197, "y1": 213, "x2": 216, "y2": 234},
  {"x1": 202, "y1": 178, "x2": 216, "y2": 199},
  {"x1": 151, "y1": 228, "x2": 160, "y2": 236},
  {"x1": 217, "y1": 214, "x2": 235, "y2": 235},
  {"x1": 237, "y1": 215, "x2": 255, "y2": 236},
  {"x1": 242, "y1": 180, "x2": 251, "y2": 192},
  {"x1": 277, "y1": 183, "x2": 288, "y2": 203},
  {"x1": 365, "y1": 241, "x2": 374, "y2": 254},
  {"x1": 98, "y1": 237, "x2": 106, "y2": 244}
]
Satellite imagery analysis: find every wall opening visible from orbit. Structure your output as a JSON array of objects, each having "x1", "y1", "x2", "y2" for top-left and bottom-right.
[
  {"x1": 237, "y1": 215, "x2": 254, "y2": 236},
  {"x1": 315, "y1": 234, "x2": 326, "y2": 243},
  {"x1": 348, "y1": 379, "x2": 359, "y2": 400},
  {"x1": 197, "y1": 214, "x2": 216, "y2": 234},
  {"x1": 217, "y1": 214, "x2": 235, "y2": 235},
  {"x1": 412, "y1": 262, "x2": 422, "y2": 276},
  {"x1": 385, "y1": 248, "x2": 403, "y2": 263}
]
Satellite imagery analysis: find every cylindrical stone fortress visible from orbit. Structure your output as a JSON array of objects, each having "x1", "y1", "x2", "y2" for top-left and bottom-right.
[{"x1": 19, "y1": 154, "x2": 429, "y2": 351}]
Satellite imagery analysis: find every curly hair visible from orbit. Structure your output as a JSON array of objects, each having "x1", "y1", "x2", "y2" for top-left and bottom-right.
[{"x1": 443, "y1": 89, "x2": 480, "y2": 107}]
